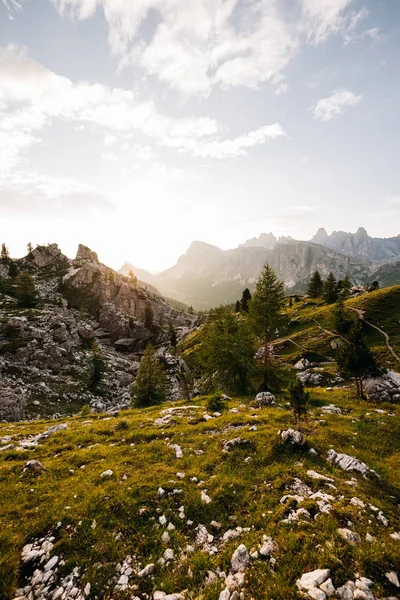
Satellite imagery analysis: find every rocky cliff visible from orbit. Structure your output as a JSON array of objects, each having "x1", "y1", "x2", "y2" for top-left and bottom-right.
[
  {"x1": 311, "y1": 227, "x2": 400, "y2": 261},
  {"x1": 0, "y1": 244, "x2": 200, "y2": 420}
]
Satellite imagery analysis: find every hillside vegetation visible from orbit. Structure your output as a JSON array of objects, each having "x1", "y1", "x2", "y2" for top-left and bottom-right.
[{"x1": 1, "y1": 390, "x2": 399, "y2": 600}]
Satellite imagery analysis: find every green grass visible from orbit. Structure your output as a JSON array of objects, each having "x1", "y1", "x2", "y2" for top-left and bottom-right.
[
  {"x1": 275, "y1": 286, "x2": 400, "y2": 370},
  {"x1": 1, "y1": 390, "x2": 399, "y2": 600}
]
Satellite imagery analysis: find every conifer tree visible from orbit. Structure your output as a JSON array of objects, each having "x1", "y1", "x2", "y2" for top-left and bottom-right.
[
  {"x1": 169, "y1": 323, "x2": 177, "y2": 348},
  {"x1": 240, "y1": 288, "x2": 252, "y2": 312},
  {"x1": 235, "y1": 300, "x2": 241, "y2": 313},
  {"x1": 27, "y1": 242, "x2": 33, "y2": 254},
  {"x1": 332, "y1": 295, "x2": 354, "y2": 335},
  {"x1": 335, "y1": 321, "x2": 380, "y2": 398},
  {"x1": 307, "y1": 270, "x2": 323, "y2": 298},
  {"x1": 248, "y1": 264, "x2": 286, "y2": 389},
  {"x1": 1, "y1": 243, "x2": 10, "y2": 264},
  {"x1": 15, "y1": 272, "x2": 37, "y2": 307},
  {"x1": 131, "y1": 345, "x2": 167, "y2": 407},
  {"x1": 288, "y1": 379, "x2": 310, "y2": 429},
  {"x1": 341, "y1": 275, "x2": 352, "y2": 296},
  {"x1": 322, "y1": 272, "x2": 338, "y2": 303}
]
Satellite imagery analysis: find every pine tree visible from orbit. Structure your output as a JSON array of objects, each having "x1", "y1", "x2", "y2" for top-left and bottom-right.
[
  {"x1": 131, "y1": 345, "x2": 167, "y2": 407},
  {"x1": 144, "y1": 305, "x2": 154, "y2": 331},
  {"x1": 368, "y1": 281, "x2": 379, "y2": 292},
  {"x1": 248, "y1": 264, "x2": 286, "y2": 390},
  {"x1": 322, "y1": 272, "x2": 338, "y2": 303},
  {"x1": 288, "y1": 379, "x2": 309, "y2": 429},
  {"x1": 169, "y1": 323, "x2": 177, "y2": 348},
  {"x1": 307, "y1": 270, "x2": 323, "y2": 298},
  {"x1": 335, "y1": 321, "x2": 380, "y2": 398},
  {"x1": 89, "y1": 342, "x2": 106, "y2": 391},
  {"x1": 199, "y1": 307, "x2": 255, "y2": 395},
  {"x1": 1, "y1": 243, "x2": 10, "y2": 264},
  {"x1": 240, "y1": 288, "x2": 252, "y2": 312},
  {"x1": 341, "y1": 275, "x2": 352, "y2": 296},
  {"x1": 15, "y1": 272, "x2": 37, "y2": 307},
  {"x1": 235, "y1": 300, "x2": 241, "y2": 313},
  {"x1": 27, "y1": 242, "x2": 33, "y2": 254},
  {"x1": 332, "y1": 296, "x2": 355, "y2": 335}
]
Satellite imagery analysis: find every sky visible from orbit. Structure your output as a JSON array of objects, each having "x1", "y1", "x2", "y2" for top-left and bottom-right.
[{"x1": 1, "y1": 0, "x2": 400, "y2": 272}]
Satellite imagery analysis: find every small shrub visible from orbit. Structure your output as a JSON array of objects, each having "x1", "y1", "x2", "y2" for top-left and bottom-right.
[
  {"x1": 115, "y1": 420, "x2": 129, "y2": 431},
  {"x1": 206, "y1": 392, "x2": 227, "y2": 413},
  {"x1": 80, "y1": 405, "x2": 91, "y2": 417}
]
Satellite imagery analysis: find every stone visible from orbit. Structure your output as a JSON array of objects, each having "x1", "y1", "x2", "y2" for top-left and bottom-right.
[
  {"x1": 336, "y1": 585, "x2": 354, "y2": 600},
  {"x1": 138, "y1": 563, "x2": 154, "y2": 578},
  {"x1": 307, "y1": 470, "x2": 334, "y2": 482},
  {"x1": 321, "y1": 404, "x2": 342, "y2": 414},
  {"x1": 337, "y1": 528, "x2": 360, "y2": 544},
  {"x1": 163, "y1": 548, "x2": 175, "y2": 562},
  {"x1": 385, "y1": 571, "x2": 400, "y2": 587},
  {"x1": 100, "y1": 469, "x2": 113, "y2": 479},
  {"x1": 231, "y1": 544, "x2": 250, "y2": 573},
  {"x1": 201, "y1": 491, "x2": 212, "y2": 504},
  {"x1": 296, "y1": 569, "x2": 331, "y2": 591},
  {"x1": 44, "y1": 556, "x2": 59, "y2": 571},
  {"x1": 254, "y1": 392, "x2": 276, "y2": 407},
  {"x1": 259, "y1": 538, "x2": 276, "y2": 558},
  {"x1": 295, "y1": 358, "x2": 310, "y2": 370},
  {"x1": 327, "y1": 449, "x2": 379, "y2": 478},
  {"x1": 281, "y1": 429, "x2": 306, "y2": 446},
  {"x1": 219, "y1": 589, "x2": 231, "y2": 600},
  {"x1": 320, "y1": 578, "x2": 335, "y2": 596},
  {"x1": 23, "y1": 460, "x2": 45, "y2": 474},
  {"x1": 364, "y1": 370, "x2": 400, "y2": 403},
  {"x1": 308, "y1": 588, "x2": 327, "y2": 600}
]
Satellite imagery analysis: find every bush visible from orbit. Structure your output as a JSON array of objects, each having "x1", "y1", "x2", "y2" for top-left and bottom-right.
[
  {"x1": 80, "y1": 405, "x2": 91, "y2": 417},
  {"x1": 206, "y1": 392, "x2": 227, "y2": 413},
  {"x1": 115, "y1": 420, "x2": 129, "y2": 431}
]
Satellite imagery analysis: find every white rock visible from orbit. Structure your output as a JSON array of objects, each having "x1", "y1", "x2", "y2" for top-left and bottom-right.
[
  {"x1": 337, "y1": 528, "x2": 360, "y2": 544},
  {"x1": 320, "y1": 578, "x2": 335, "y2": 596},
  {"x1": 84, "y1": 583, "x2": 91, "y2": 596},
  {"x1": 163, "y1": 548, "x2": 174, "y2": 562},
  {"x1": 255, "y1": 392, "x2": 276, "y2": 407},
  {"x1": 100, "y1": 469, "x2": 113, "y2": 479},
  {"x1": 336, "y1": 585, "x2": 354, "y2": 600},
  {"x1": 307, "y1": 470, "x2": 334, "y2": 482},
  {"x1": 385, "y1": 571, "x2": 400, "y2": 587},
  {"x1": 201, "y1": 490, "x2": 212, "y2": 504},
  {"x1": 161, "y1": 532, "x2": 170, "y2": 544},
  {"x1": 219, "y1": 589, "x2": 231, "y2": 600},
  {"x1": 44, "y1": 556, "x2": 59, "y2": 571},
  {"x1": 296, "y1": 569, "x2": 331, "y2": 591},
  {"x1": 118, "y1": 574, "x2": 129, "y2": 585},
  {"x1": 231, "y1": 544, "x2": 250, "y2": 573},
  {"x1": 327, "y1": 450, "x2": 379, "y2": 478},
  {"x1": 138, "y1": 563, "x2": 155, "y2": 578},
  {"x1": 281, "y1": 429, "x2": 306, "y2": 446},
  {"x1": 308, "y1": 588, "x2": 326, "y2": 600}
]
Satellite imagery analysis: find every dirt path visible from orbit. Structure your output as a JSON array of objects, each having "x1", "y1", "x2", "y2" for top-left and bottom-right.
[
  {"x1": 349, "y1": 307, "x2": 400, "y2": 364},
  {"x1": 312, "y1": 320, "x2": 350, "y2": 345}
]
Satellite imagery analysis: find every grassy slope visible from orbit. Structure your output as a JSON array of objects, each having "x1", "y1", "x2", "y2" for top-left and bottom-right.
[
  {"x1": 1, "y1": 391, "x2": 399, "y2": 600},
  {"x1": 275, "y1": 285, "x2": 400, "y2": 370}
]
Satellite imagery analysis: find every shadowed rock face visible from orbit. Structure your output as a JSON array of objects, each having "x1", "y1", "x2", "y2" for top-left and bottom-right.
[{"x1": 75, "y1": 244, "x2": 99, "y2": 264}]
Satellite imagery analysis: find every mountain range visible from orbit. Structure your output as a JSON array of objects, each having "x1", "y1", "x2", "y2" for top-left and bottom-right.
[{"x1": 120, "y1": 228, "x2": 400, "y2": 309}]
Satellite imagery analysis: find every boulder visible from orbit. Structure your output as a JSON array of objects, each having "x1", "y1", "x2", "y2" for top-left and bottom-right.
[
  {"x1": 364, "y1": 370, "x2": 400, "y2": 403},
  {"x1": 281, "y1": 428, "x2": 306, "y2": 446},
  {"x1": 23, "y1": 460, "x2": 45, "y2": 474},
  {"x1": 231, "y1": 544, "x2": 250, "y2": 573},
  {"x1": 295, "y1": 358, "x2": 310, "y2": 370},
  {"x1": 254, "y1": 391, "x2": 276, "y2": 407},
  {"x1": 296, "y1": 569, "x2": 331, "y2": 591},
  {"x1": 0, "y1": 387, "x2": 26, "y2": 421},
  {"x1": 327, "y1": 449, "x2": 379, "y2": 478}
]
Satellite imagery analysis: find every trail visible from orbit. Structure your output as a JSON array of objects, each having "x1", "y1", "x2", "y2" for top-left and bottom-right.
[
  {"x1": 349, "y1": 307, "x2": 400, "y2": 364},
  {"x1": 312, "y1": 320, "x2": 350, "y2": 345}
]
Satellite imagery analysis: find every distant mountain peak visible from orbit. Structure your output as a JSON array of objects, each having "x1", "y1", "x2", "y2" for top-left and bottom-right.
[{"x1": 240, "y1": 232, "x2": 277, "y2": 249}]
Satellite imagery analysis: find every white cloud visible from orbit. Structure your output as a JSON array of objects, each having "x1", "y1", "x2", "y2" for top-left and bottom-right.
[
  {"x1": 51, "y1": 0, "x2": 360, "y2": 96},
  {"x1": 312, "y1": 88, "x2": 362, "y2": 121},
  {"x1": 1, "y1": 0, "x2": 23, "y2": 18},
  {"x1": 385, "y1": 196, "x2": 400, "y2": 205},
  {"x1": 0, "y1": 45, "x2": 284, "y2": 167},
  {"x1": 301, "y1": 0, "x2": 355, "y2": 45},
  {"x1": 0, "y1": 170, "x2": 112, "y2": 215},
  {"x1": 104, "y1": 134, "x2": 117, "y2": 147}
]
